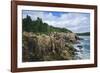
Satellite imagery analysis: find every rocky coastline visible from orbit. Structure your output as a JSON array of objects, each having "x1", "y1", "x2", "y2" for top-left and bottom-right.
[{"x1": 22, "y1": 31, "x2": 82, "y2": 62}]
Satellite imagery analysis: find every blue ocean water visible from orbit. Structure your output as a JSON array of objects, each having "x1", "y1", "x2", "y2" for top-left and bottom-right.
[{"x1": 74, "y1": 36, "x2": 90, "y2": 59}]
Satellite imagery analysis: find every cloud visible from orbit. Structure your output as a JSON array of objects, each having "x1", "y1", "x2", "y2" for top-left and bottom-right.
[{"x1": 22, "y1": 10, "x2": 90, "y2": 33}]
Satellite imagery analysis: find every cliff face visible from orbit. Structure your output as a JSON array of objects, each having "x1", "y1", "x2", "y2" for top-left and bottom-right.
[{"x1": 22, "y1": 31, "x2": 78, "y2": 62}]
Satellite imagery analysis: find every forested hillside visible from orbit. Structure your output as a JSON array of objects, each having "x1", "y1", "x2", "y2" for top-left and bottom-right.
[
  {"x1": 22, "y1": 15, "x2": 72, "y2": 33},
  {"x1": 76, "y1": 32, "x2": 90, "y2": 36}
]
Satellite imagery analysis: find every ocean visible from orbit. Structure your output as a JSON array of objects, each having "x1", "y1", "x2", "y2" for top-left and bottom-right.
[{"x1": 74, "y1": 36, "x2": 90, "y2": 60}]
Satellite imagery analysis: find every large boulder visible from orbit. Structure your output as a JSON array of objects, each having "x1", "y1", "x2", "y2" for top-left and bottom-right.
[{"x1": 66, "y1": 32, "x2": 78, "y2": 43}]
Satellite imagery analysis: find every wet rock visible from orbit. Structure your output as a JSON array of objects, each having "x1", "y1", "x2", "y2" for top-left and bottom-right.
[{"x1": 77, "y1": 45, "x2": 83, "y2": 49}]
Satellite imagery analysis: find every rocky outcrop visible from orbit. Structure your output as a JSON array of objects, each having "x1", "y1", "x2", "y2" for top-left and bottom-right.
[{"x1": 22, "y1": 31, "x2": 78, "y2": 62}]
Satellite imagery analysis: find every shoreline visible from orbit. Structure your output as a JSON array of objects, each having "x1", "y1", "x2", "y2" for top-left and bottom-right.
[
  {"x1": 22, "y1": 31, "x2": 90, "y2": 62},
  {"x1": 73, "y1": 35, "x2": 90, "y2": 60}
]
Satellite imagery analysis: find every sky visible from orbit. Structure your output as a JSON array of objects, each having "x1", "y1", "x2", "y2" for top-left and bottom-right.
[{"x1": 22, "y1": 10, "x2": 90, "y2": 33}]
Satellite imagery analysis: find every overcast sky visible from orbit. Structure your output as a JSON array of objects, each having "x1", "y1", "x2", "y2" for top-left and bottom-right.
[{"x1": 22, "y1": 10, "x2": 90, "y2": 33}]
